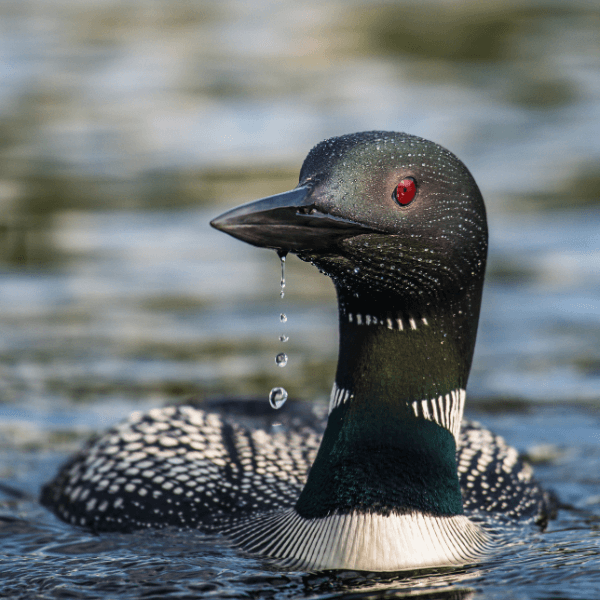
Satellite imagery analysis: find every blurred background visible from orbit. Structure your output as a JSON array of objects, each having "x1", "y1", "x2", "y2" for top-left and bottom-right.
[
  {"x1": 0, "y1": 0, "x2": 598, "y2": 518},
  {"x1": 1, "y1": 1, "x2": 600, "y2": 596}
]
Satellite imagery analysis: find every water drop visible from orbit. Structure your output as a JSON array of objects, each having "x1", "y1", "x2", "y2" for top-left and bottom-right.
[
  {"x1": 270, "y1": 252, "x2": 290, "y2": 410},
  {"x1": 269, "y1": 387, "x2": 288, "y2": 409},
  {"x1": 278, "y1": 251, "x2": 287, "y2": 298}
]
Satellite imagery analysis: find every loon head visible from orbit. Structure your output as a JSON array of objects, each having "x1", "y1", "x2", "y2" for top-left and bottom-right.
[{"x1": 211, "y1": 131, "x2": 490, "y2": 571}]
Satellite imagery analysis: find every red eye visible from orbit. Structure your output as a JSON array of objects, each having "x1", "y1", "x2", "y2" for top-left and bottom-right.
[{"x1": 394, "y1": 177, "x2": 417, "y2": 206}]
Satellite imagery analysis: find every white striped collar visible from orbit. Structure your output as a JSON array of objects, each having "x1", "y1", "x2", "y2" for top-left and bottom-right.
[
  {"x1": 346, "y1": 311, "x2": 428, "y2": 331},
  {"x1": 329, "y1": 383, "x2": 466, "y2": 444}
]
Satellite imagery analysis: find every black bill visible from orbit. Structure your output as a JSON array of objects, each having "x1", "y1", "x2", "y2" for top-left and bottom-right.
[{"x1": 210, "y1": 186, "x2": 374, "y2": 253}]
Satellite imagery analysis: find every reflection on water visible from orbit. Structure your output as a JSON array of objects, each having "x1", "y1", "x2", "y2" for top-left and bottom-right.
[{"x1": 1, "y1": 0, "x2": 600, "y2": 597}]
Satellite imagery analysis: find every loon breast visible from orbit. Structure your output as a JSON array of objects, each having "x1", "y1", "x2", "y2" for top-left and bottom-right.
[{"x1": 42, "y1": 131, "x2": 554, "y2": 572}]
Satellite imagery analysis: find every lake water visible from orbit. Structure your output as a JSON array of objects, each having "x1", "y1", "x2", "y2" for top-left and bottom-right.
[{"x1": 1, "y1": 0, "x2": 600, "y2": 598}]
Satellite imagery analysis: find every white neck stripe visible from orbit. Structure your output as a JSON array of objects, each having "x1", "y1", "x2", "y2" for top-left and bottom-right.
[
  {"x1": 329, "y1": 382, "x2": 353, "y2": 414},
  {"x1": 345, "y1": 312, "x2": 428, "y2": 331},
  {"x1": 411, "y1": 388, "x2": 466, "y2": 443},
  {"x1": 329, "y1": 383, "x2": 466, "y2": 442}
]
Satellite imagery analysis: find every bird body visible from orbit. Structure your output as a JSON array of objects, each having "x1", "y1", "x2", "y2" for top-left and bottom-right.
[{"x1": 42, "y1": 132, "x2": 552, "y2": 572}]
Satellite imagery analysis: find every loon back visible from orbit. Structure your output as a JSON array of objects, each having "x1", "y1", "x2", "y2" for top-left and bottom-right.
[{"x1": 42, "y1": 131, "x2": 552, "y2": 572}]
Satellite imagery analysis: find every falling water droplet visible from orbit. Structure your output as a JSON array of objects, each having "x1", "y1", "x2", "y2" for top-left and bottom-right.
[
  {"x1": 269, "y1": 387, "x2": 288, "y2": 409},
  {"x1": 270, "y1": 251, "x2": 290, "y2": 410},
  {"x1": 278, "y1": 252, "x2": 287, "y2": 298}
]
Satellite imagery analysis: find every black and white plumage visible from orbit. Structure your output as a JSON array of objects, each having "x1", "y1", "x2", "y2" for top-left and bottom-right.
[
  {"x1": 42, "y1": 400, "x2": 548, "y2": 570},
  {"x1": 42, "y1": 132, "x2": 554, "y2": 572},
  {"x1": 42, "y1": 402, "x2": 324, "y2": 532}
]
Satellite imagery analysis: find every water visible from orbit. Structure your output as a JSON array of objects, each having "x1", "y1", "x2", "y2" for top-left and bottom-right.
[
  {"x1": 1, "y1": 0, "x2": 600, "y2": 597},
  {"x1": 268, "y1": 387, "x2": 289, "y2": 410},
  {"x1": 271, "y1": 253, "x2": 289, "y2": 406},
  {"x1": 279, "y1": 253, "x2": 287, "y2": 299}
]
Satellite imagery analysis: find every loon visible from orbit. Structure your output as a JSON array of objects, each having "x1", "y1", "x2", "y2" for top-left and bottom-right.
[{"x1": 42, "y1": 131, "x2": 552, "y2": 572}]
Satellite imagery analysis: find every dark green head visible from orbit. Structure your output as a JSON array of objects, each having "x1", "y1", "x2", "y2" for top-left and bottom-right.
[{"x1": 211, "y1": 131, "x2": 487, "y2": 309}]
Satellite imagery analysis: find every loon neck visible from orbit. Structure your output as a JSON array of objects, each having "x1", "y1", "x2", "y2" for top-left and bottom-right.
[
  {"x1": 332, "y1": 285, "x2": 479, "y2": 418},
  {"x1": 295, "y1": 285, "x2": 481, "y2": 520}
]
